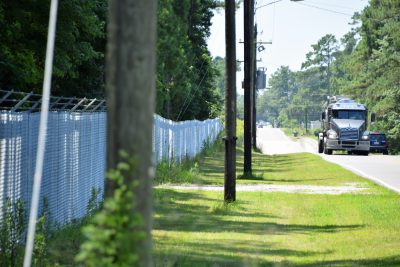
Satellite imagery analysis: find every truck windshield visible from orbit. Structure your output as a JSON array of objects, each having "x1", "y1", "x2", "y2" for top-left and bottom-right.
[{"x1": 332, "y1": 110, "x2": 365, "y2": 120}]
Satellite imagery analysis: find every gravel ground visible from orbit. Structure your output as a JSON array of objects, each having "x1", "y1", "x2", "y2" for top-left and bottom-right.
[{"x1": 156, "y1": 183, "x2": 369, "y2": 195}]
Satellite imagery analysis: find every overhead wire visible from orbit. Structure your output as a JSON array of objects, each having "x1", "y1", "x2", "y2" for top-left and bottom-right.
[
  {"x1": 256, "y1": 0, "x2": 284, "y2": 11},
  {"x1": 175, "y1": 59, "x2": 207, "y2": 121},
  {"x1": 271, "y1": 3, "x2": 276, "y2": 45},
  {"x1": 305, "y1": 1, "x2": 359, "y2": 11},
  {"x1": 176, "y1": 66, "x2": 211, "y2": 121},
  {"x1": 294, "y1": 2, "x2": 353, "y2": 17}
]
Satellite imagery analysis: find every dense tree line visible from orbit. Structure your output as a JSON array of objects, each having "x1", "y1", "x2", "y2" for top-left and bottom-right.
[
  {"x1": 0, "y1": 0, "x2": 222, "y2": 120},
  {"x1": 257, "y1": 0, "x2": 400, "y2": 153},
  {"x1": 0, "y1": 0, "x2": 107, "y2": 97},
  {"x1": 156, "y1": 0, "x2": 222, "y2": 120}
]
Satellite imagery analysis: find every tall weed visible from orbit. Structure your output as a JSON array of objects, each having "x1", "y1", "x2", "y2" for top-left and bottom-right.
[
  {"x1": 0, "y1": 198, "x2": 25, "y2": 267},
  {"x1": 155, "y1": 131, "x2": 224, "y2": 185}
]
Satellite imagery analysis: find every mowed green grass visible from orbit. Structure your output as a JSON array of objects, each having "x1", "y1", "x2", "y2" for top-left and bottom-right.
[
  {"x1": 197, "y1": 149, "x2": 385, "y2": 189},
  {"x1": 153, "y1": 150, "x2": 400, "y2": 266}
]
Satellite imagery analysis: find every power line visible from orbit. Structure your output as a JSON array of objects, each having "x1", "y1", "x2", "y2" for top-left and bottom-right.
[
  {"x1": 176, "y1": 67, "x2": 210, "y2": 121},
  {"x1": 306, "y1": 1, "x2": 360, "y2": 11},
  {"x1": 295, "y1": 2, "x2": 353, "y2": 16},
  {"x1": 175, "y1": 59, "x2": 207, "y2": 121},
  {"x1": 256, "y1": 0, "x2": 283, "y2": 10},
  {"x1": 272, "y1": 3, "x2": 276, "y2": 42}
]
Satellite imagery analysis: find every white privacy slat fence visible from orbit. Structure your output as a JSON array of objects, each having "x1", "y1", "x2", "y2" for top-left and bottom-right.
[{"x1": 0, "y1": 108, "x2": 223, "y2": 224}]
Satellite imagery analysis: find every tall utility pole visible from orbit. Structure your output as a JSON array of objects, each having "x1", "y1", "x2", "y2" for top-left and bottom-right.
[
  {"x1": 106, "y1": 0, "x2": 157, "y2": 265},
  {"x1": 243, "y1": 0, "x2": 255, "y2": 175},
  {"x1": 252, "y1": 24, "x2": 257, "y2": 150},
  {"x1": 224, "y1": 0, "x2": 236, "y2": 202},
  {"x1": 305, "y1": 107, "x2": 308, "y2": 134}
]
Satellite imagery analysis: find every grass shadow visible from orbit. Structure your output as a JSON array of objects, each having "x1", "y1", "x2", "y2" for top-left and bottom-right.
[
  {"x1": 154, "y1": 188, "x2": 365, "y2": 234},
  {"x1": 298, "y1": 255, "x2": 400, "y2": 267},
  {"x1": 155, "y1": 239, "x2": 335, "y2": 267},
  {"x1": 153, "y1": 188, "x2": 374, "y2": 266}
]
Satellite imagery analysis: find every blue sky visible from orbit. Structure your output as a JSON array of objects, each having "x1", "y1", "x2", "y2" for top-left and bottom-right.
[{"x1": 207, "y1": 0, "x2": 369, "y2": 92}]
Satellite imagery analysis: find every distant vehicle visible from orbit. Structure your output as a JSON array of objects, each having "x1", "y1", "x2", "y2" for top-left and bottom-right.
[
  {"x1": 318, "y1": 96, "x2": 375, "y2": 155},
  {"x1": 368, "y1": 132, "x2": 389, "y2": 155},
  {"x1": 258, "y1": 124, "x2": 263, "y2": 128}
]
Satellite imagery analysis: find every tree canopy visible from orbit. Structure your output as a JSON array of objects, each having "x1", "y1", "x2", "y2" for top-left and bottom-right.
[
  {"x1": 156, "y1": 0, "x2": 222, "y2": 121},
  {"x1": 0, "y1": 0, "x2": 222, "y2": 120},
  {"x1": 0, "y1": 0, "x2": 106, "y2": 97}
]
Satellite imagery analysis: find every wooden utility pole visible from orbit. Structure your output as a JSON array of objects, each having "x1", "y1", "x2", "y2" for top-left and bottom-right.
[
  {"x1": 224, "y1": 0, "x2": 236, "y2": 202},
  {"x1": 252, "y1": 24, "x2": 257, "y2": 150},
  {"x1": 305, "y1": 107, "x2": 308, "y2": 134},
  {"x1": 106, "y1": 0, "x2": 157, "y2": 265},
  {"x1": 243, "y1": 0, "x2": 254, "y2": 175}
]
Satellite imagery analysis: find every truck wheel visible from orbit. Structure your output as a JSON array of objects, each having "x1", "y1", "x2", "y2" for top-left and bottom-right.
[
  {"x1": 347, "y1": 151, "x2": 353, "y2": 155},
  {"x1": 318, "y1": 140, "x2": 323, "y2": 153},
  {"x1": 363, "y1": 151, "x2": 369, "y2": 156},
  {"x1": 323, "y1": 143, "x2": 332, "y2": 155},
  {"x1": 383, "y1": 150, "x2": 388, "y2": 155}
]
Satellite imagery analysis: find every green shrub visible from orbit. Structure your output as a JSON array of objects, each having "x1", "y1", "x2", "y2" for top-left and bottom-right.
[
  {"x1": 33, "y1": 215, "x2": 48, "y2": 267},
  {"x1": 47, "y1": 220, "x2": 85, "y2": 265},
  {"x1": 0, "y1": 198, "x2": 25, "y2": 267},
  {"x1": 86, "y1": 187, "x2": 103, "y2": 217},
  {"x1": 76, "y1": 154, "x2": 145, "y2": 267}
]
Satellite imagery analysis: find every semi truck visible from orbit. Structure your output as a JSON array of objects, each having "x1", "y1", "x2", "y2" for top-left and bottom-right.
[{"x1": 318, "y1": 96, "x2": 375, "y2": 155}]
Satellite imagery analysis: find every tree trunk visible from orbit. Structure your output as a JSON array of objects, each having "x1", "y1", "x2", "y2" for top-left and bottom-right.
[{"x1": 106, "y1": 0, "x2": 157, "y2": 266}]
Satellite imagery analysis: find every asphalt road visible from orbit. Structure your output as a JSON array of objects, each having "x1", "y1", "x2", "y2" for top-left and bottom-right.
[
  {"x1": 256, "y1": 127, "x2": 317, "y2": 155},
  {"x1": 257, "y1": 127, "x2": 400, "y2": 193}
]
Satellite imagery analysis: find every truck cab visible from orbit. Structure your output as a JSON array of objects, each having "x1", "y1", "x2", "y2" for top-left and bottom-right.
[{"x1": 318, "y1": 96, "x2": 374, "y2": 155}]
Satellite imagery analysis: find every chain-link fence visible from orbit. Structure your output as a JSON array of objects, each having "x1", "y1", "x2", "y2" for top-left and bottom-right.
[
  {"x1": 0, "y1": 111, "x2": 107, "y2": 225},
  {"x1": 0, "y1": 90, "x2": 223, "y2": 224},
  {"x1": 153, "y1": 115, "x2": 223, "y2": 164}
]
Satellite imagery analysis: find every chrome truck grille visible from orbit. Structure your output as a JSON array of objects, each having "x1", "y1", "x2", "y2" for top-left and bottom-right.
[{"x1": 340, "y1": 128, "x2": 359, "y2": 140}]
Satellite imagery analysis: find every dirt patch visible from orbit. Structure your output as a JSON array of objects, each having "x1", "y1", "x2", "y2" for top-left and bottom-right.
[{"x1": 156, "y1": 183, "x2": 369, "y2": 195}]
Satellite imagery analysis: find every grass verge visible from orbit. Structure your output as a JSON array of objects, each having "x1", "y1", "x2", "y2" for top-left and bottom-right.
[
  {"x1": 197, "y1": 147, "x2": 386, "y2": 189},
  {"x1": 153, "y1": 143, "x2": 400, "y2": 265},
  {"x1": 153, "y1": 189, "x2": 400, "y2": 266}
]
